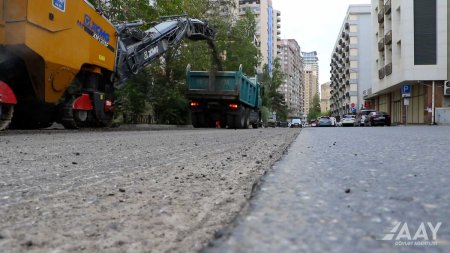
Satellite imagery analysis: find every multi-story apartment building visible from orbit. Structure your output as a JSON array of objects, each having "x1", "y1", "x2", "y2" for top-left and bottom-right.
[
  {"x1": 303, "y1": 51, "x2": 319, "y2": 115},
  {"x1": 330, "y1": 5, "x2": 372, "y2": 117},
  {"x1": 320, "y1": 82, "x2": 332, "y2": 113},
  {"x1": 272, "y1": 9, "x2": 281, "y2": 68},
  {"x1": 239, "y1": 0, "x2": 280, "y2": 73},
  {"x1": 278, "y1": 39, "x2": 305, "y2": 118},
  {"x1": 368, "y1": 0, "x2": 449, "y2": 124}
]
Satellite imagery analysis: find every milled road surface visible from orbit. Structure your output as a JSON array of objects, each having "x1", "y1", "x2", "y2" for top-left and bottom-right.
[
  {"x1": 0, "y1": 128, "x2": 299, "y2": 253},
  {"x1": 203, "y1": 126, "x2": 450, "y2": 253}
]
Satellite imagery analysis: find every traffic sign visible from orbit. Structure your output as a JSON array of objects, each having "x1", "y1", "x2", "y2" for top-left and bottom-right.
[
  {"x1": 404, "y1": 98, "x2": 410, "y2": 106},
  {"x1": 352, "y1": 108, "x2": 357, "y2": 113},
  {"x1": 402, "y1": 84, "x2": 411, "y2": 94},
  {"x1": 351, "y1": 103, "x2": 356, "y2": 108}
]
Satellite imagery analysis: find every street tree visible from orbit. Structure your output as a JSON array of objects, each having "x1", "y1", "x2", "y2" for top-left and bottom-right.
[
  {"x1": 261, "y1": 59, "x2": 289, "y2": 122},
  {"x1": 307, "y1": 93, "x2": 321, "y2": 121}
]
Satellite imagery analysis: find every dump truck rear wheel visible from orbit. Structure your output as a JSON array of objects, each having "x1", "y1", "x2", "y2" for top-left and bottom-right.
[
  {"x1": 243, "y1": 108, "x2": 250, "y2": 129},
  {"x1": 0, "y1": 103, "x2": 14, "y2": 130},
  {"x1": 191, "y1": 113, "x2": 206, "y2": 128},
  {"x1": 234, "y1": 108, "x2": 245, "y2": 129},
  {"x1": 226, "y1": 115, "x2": 234, "y2": 129}
]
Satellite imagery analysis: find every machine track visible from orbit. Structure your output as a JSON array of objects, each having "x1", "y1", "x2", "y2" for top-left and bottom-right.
[
  {"x1": 0, "y1": 104, "x2": 14, "y2": 130},
  {"x1": 59, "y1": 101, "x2": 78, "y2": 129}
]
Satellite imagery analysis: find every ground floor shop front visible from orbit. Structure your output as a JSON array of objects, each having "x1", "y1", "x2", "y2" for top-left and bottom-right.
[{"x1": 366, "y1": 81, "x2": 450, "y2": 125}]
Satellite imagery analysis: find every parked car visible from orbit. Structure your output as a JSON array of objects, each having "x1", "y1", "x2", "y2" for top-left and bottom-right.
[
  {"x1": 278, "y1": 121, "x2": 289, "y2": 127},
  {"x1": 330, "y1": 117, "x2": 337, "y2": 127},
  {"x1": 310, "y1": 120, "x2": 317, "y2": 127},
  {"x1": 290, "y1": 118, "x2": 302, "y2": 128},
  {"x1": 341, "y1": 115, "x2": 356, "y2": 127},
  {"x1": 366, "y1": 111, "x2": 391, "y2": 126},
  {"x1": 355, "y1": 109, "x2": 376, "y2": 126},
  {"x1": 318, "y1": 116, "x2": 333, "y2": 127}
]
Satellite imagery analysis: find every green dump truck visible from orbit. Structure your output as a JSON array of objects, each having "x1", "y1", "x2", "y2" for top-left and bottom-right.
[{"x1": 186, "y1": 65, "x2": 262, "y2": 129}]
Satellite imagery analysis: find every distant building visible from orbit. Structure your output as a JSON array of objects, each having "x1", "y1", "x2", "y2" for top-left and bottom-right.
[
  {"x1": 278, "y1": 39, "x2": 305, "y2": 118},
  {"x1": 329, "y1": 4, "x2": 372, "y2": 117},
  {"x1": 303, "y1": 51, "x2": 319, "y2": 115},
  {"x1": 239, "y1": 0, "x2": 280, "y2": 73},
  {"x1": 320, "y1": 82, "x2": 331, "y2": 113}
]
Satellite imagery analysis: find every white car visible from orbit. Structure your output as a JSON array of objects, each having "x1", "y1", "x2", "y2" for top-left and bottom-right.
[
  {"x1": 290, "y1": 118, "x2": 302, "y2": 128},
  {"x1": 341, "y1": 115, "x2": 356, "y2": 127}
]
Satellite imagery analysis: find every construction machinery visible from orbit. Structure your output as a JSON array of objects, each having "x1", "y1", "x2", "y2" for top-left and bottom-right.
[
  {"x1": 186, "y1": 65, "x2": 262, "y2": 129},
  {"x1": 0, "y1": 0, "x2": 215, "y2": 130}
]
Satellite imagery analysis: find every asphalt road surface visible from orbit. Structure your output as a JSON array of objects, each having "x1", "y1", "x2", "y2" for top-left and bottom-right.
[
  {"x1": 0, "y1": 128, "x2": 299, "y2": 253},
  {"x1": 203, "y1": 126, "x2": 450, "y2": 253}
]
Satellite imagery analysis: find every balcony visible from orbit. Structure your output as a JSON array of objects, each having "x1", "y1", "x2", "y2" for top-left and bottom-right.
[
  {"x1": 385, "y1": 0, "x2": 391, "y2": 15},
  {"x1": 385, "y1": 62, "x2": 392, "y2": 76},
  {"x1": 378, "y1": 68, "x2": 385, "y2": 79},
  {"x1": 378, "y1": 10, "x2": 384, "y2": 23},
  {"x1": 378, "y1": 38, "x2": 385, "y2": 51},
  {"x1": 385, "y1": 30, "x2": 392, "y2": 45}
]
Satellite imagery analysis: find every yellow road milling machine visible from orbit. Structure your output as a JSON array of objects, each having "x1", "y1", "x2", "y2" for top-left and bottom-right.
[{"x1": 0, "y1": 0, "x2": 215, "y2": 130}]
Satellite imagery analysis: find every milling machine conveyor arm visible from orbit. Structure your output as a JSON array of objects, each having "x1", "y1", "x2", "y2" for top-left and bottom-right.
[{"x1": 114, "y1": 15, "x2": 215, "y2": 85}]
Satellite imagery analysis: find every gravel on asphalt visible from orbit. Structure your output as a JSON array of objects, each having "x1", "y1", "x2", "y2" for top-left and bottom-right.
[{"x1": 0, "y1": 128, "x2": 299, "y2": 253}]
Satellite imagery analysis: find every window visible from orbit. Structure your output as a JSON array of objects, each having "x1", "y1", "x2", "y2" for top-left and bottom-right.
[{"x1": 414, "y1": 0, "x2": 436, "y2": 65}]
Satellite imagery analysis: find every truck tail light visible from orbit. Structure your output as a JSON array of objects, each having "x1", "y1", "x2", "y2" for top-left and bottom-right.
[
  {"x1": 190, "y1": 101, "x2": 200, "y2": 107},
  {"x1": 104, "y1": 100, "x2": 114, "y2": 112},
  {"x1": 228, "y1": 103, "x2": 238, "y2": 109}
]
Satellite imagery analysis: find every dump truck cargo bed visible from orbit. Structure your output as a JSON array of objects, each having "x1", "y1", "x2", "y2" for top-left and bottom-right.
[
  {"x1": 186, "y1": 67, "x2": 261, "y2": 129},
  {"x1": 187, "y1": 70, "x2": 260, "y2": 108}
]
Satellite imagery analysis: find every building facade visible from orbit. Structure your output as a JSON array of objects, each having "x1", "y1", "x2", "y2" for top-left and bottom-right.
[
  {"x1": 278, "y1": 39, "x2": 305, "y2": 118},
  {"x1": 303, "y1": 51, "x2": 319, "y2": 115},
  {"x1": 239, "y1": 0, "x2": 280, "y2": 73},
  {"x1": 330, "y1": 5, "x2": 372, "y2": 117},
  {"x1": 368, "y1": 0, "x2": 449, "y2": 124},
  {"x1": 320, "y1": 82, "x2": 332, "y2": 113}
]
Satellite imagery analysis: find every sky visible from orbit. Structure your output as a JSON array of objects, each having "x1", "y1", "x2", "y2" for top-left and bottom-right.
[{"x1": 272, "y1": 0, "x2": 371, "y2": 86}]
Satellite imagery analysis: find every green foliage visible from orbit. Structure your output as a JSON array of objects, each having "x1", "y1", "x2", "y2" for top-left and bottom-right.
[
  {"x1": 261, "y1": 59, "x2": 288, "y2": 121},
  {"x1": 321, "y1": 111, "x2": 331, "y2": 117},
  {"x1": 220, "y1": 10, "x2": 260, "y2": 75},
  {"x1": 307, "y1": 93, "x2": 321, "y2": 121},
  {"x1": 260, "y1": 106, "x2": 270, "y2": 125}
]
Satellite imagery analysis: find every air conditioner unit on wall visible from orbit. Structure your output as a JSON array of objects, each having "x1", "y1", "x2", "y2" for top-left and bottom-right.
[{"x1": 444, "y1": 81, "x2": 450, "y2": 96}]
